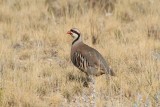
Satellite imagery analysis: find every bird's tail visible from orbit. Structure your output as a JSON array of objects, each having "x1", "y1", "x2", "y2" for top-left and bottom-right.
[{"x1": 108, "y1": 67, "x2": 115, "y2": 76}]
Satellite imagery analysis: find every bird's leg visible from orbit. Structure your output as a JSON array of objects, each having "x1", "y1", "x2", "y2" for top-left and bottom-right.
[{"x1": 89, "y1": 75, "x2": 96, "y2": 107}]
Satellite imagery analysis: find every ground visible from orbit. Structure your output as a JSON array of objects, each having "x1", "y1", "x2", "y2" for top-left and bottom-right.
[{"x1": 0, "y1": 0, "x2": 160, "y2": 107}]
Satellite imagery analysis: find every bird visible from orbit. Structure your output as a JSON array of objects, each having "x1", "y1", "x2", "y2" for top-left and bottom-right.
[
  {"x1": 67, "y1": 28, "x2": 115, "y2": 77},
  {"x1": 67, "y1": 28, "x2": 115, "y2": 106}
]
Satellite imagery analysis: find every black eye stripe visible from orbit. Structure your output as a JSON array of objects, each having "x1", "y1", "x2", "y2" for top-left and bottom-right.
[{"x1": 70, "y1": 29, "x2": 80, "y2": 36}]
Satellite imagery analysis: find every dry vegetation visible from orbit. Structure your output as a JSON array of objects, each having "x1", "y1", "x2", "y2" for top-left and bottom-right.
[{"x1": 0, "y1": 0, "x2": 160, "y2": 106}]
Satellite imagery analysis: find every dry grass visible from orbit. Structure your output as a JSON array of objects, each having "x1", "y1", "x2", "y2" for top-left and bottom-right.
[{"x1": 0, "y1": 0, "x2": 160, "y2": 106}]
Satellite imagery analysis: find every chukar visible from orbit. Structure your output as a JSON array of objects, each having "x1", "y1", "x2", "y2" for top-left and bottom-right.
[{"x1": 67, "y1": 28, "x2": 115, "y2": 77}]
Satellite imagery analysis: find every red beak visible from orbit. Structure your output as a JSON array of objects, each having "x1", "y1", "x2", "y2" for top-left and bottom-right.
[{"x1": 67, "y1": 31, "x2": 72, "y2": 35}]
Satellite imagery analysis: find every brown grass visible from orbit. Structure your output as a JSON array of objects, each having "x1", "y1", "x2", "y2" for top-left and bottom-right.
[{"x1": 0, "y1": 0, "x2": 160, "y2": 106}]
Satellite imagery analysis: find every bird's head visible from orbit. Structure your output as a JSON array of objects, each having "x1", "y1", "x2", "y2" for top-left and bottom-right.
[
  {"x1": 67, "y1": 28, "x2": 81, "y2": 39},
  {"x1": 67, "y1": 28, "x2": 82, "y2": 45}
]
